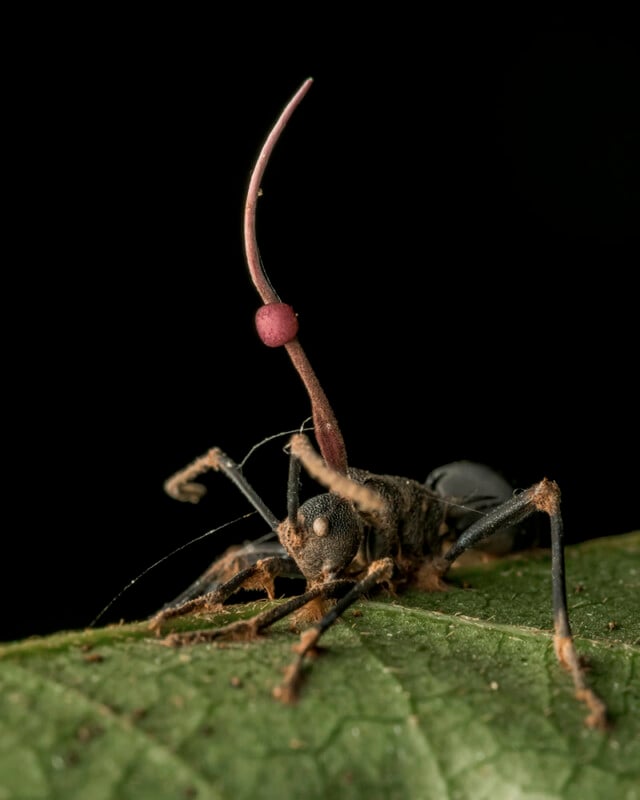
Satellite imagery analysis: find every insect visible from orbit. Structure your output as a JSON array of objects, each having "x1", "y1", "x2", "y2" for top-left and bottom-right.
[{"x1": 149, "y1": 78, "x2": 607, "y2": 730}]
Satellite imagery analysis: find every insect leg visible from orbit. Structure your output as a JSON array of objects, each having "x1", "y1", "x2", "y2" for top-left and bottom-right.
[
  {"x1": 273, "y1": 557, "x2": 394, "y2": 704},
  {"x1": 161, "y1": 541, "x2": 291, "y2": 609},
  {"x1": 164, "y1": 447, "x2": 280, "y2": 531},
  {"x1": 439, "y1": 479, "x2": 608, "y2": 729},
  {"x1": 158, "y1": 579, "x2": 355, "y2": 647},
  {"x1": 149, "y1": 553, "x2": 300, "y2": 635}
]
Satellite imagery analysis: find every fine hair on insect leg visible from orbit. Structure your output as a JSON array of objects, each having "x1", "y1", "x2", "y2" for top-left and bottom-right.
[{"x1": 151, "y1": 79, "x2": 609, "y2": 731}]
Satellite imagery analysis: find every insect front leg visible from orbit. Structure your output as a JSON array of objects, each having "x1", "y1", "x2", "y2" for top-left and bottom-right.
[
  {"x1": 164, "y1": 447, "x2": 280, "y2": 531},
  {"x1": 159, "y1": 578, "x2": 356, "y2": 647},
  {"x1": 161, "y1": 541, "x2": 293, "y2": 610},
  {"x1": 151, "y1": 446, "x2": 301, "y2": 635},
  {"x1": 433, "y1": 478, "x2": 608, "y2": 730},
  {"x1": 149, "y1": 550, "x2": 302, "y2": 636},
  {"x1": 273, "y1": 558, "x2": 395, "y2": 704}
]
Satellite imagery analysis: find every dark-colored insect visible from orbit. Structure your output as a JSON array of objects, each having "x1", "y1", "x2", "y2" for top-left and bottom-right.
[{"x1": 150, "y1": 78, "x2": 607, "y2": 730}]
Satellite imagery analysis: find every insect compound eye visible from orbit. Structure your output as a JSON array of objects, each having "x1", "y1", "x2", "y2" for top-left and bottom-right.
[{"x1": 312, "y1": 516, "x2": 330, "y2": 537}]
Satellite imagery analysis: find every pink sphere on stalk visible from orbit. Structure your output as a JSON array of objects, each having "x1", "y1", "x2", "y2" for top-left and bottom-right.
[{"x1": 255, "y1": 302, "x2": 299, "y2": 347}]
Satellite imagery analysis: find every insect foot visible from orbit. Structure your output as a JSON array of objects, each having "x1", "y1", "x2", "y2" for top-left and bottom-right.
[
  {"x1": 412, "y1": 555, "x2": 451, "y2": 593},
  {"x1": 148, "y1": 590, "x2": 228, "y2": 637},
  {"x1": 272, "y1": 558, "x2": 395, "y2": 705},
  {"x1": 554, "y1": 633, "x2": 609, "y2": 731},
  {"x1": 272, "y1": 628, "x2": 324, "y2": 705},
  {"x1": 159, "y1": 618, "x2": 263, "y2": 647}
]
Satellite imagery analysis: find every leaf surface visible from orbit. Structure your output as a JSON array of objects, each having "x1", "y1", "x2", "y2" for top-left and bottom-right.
[{"x1": 1, "y1": 533, "x2": 638, "y2": 800}]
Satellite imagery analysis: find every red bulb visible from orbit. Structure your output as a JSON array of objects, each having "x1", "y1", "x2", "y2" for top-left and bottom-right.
[{"x1": 255, "y1": 303, "x2": 299, "y2": 347}]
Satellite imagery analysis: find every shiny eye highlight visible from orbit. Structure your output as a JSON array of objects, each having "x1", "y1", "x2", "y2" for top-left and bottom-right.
[{"x1": 312, "y1": 517, "x2": 329, "y2": 537}]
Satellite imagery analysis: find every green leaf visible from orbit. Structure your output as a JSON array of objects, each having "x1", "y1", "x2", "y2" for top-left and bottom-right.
[{"x1": 1, "y1": 533, "x2": 638, "y2": 800}]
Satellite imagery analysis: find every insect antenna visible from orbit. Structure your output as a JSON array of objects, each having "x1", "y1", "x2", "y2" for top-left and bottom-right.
[
  {"x1": 238, "y1": 417, "x2": 313, "y2": 469},
  {"x1": 88, "y1": 512, "x2": 258, "y2": 629}
]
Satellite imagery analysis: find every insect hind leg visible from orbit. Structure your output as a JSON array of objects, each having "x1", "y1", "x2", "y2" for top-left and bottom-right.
[{"x1": 436, "y1": 478, "x2": 608, "y2": 730}]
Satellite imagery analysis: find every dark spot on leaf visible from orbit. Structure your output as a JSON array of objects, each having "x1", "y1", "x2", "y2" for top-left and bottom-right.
[
  {"x1": 82, "y1": 653, "x2": 104, "y2": 664},
  {"x1": 76, "y1": 723, "x2": 104, "y2": 743}
]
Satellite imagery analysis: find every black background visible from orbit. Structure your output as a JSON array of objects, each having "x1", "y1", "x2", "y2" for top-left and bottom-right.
[{"x1": 4, "y1": 17, "x2": 638, "y2": 642}]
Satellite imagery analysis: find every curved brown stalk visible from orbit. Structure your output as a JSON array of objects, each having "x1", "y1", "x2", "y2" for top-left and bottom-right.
[{"x1": 243, "y1": 79, "x2": 348, "y2": 475}]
